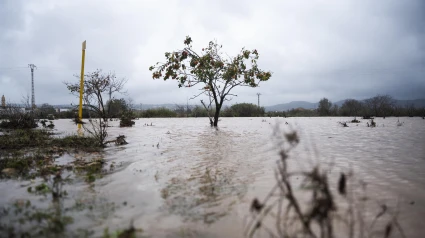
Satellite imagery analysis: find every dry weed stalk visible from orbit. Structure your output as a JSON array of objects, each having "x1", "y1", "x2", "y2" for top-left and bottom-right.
[{"x1": 245, "y1": 126, "x2": 406, "y2": 238}]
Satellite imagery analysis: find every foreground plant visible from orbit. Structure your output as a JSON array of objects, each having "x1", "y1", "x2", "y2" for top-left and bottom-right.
[
  {"x1": 149, "y1": 36, "x2": 272, "y2": 127},
  {"x1": 245, "y1": 125, "x2": 405, "y2": 238}
]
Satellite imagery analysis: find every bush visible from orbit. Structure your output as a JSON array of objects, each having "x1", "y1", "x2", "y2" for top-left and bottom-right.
[
  {"x1": 222, "y1": 103, "x2": 265, "y2": 117},
  {"x1": 0, "y1": 106, "x2": 37, "y2": 129},
  {"x1": 141, "y1": 108, "x2": 177, "y2": 118},
  {"x1": 0, "y1": 129, "x2": 51, "y2": 150},
  {"x1": 119, "y1": 110, "x2": 136, "y2": 127},
  {"x1": 190, "y1": 105, "x2": 210, "y2": 117},
  {"x1": 0, "y1": 129, "x2": 101, "y2": 150}
]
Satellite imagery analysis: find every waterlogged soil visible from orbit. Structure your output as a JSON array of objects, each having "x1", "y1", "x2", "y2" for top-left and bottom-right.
[{"x1": 1, "y1": 117, "x2": 424, "y2": 237}]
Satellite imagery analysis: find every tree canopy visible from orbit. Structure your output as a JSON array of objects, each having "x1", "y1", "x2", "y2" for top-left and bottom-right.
[
  {"x1": 318, "y1": 98, "x2": 332, "y2": 116},
  {"x1": 149, "y1": 36, "x2": 272, "y2": 126},
  {"x1": 340, "y1": 99, "x2": 363, "y2": 117},
  {"x1": 106, "y1": 98, "x2": 128, "y2": 118}
]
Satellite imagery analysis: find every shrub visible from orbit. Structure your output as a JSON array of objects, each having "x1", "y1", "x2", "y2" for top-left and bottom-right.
[{"x1": 0, "y1": 106, "x2": 37, "y2": 129}]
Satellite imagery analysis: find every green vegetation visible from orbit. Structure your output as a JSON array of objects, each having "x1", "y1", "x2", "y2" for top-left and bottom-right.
[
  {"x1": 0, "y1": 129, "x2": 51, "y2": 149},
  {"x1": 221, "y1": 103, "x2": 265, "y2": 117},
  {"x1": 106, "y1": 98, "x2": 128, "y2": 118},
  {"x1": 0, "y1": 126, "x2": 135, "y2": 237},
  {"x1": 119, "y1": 110, "x2": 136, "y2": 127},
  {"x1": 0, "y1": 129, "x2": 103, "y2": 179},
  {"x1": 51, "y1": 135, "x2": 103, "y2": 149},
  {"x1": 0, "y1": 129, "x2": 100, "y2": 150},
  {"x1": 317, "y1": 97, "x2": 334, "y2": 116},
  {"x1": 189, "y1": 105, "x2": 209, "y2": 117},
  {"x1": 0, "y1": 169, "x2": 132, "y2": 238},
  {"x1": 140, "y1": 107, "x2": 177, "y2": 118},
  {"x1": 0, "y1": 196, "x2": 75, "y2": 237}
]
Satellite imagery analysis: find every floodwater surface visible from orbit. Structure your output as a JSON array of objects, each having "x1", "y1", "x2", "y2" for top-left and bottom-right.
[{"x1": 1, "y1": 117, "x2": 424, "y2": 237}]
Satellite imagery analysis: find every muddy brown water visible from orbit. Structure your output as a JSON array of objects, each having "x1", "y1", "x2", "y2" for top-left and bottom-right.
[{"x1": 1, "y1": 117, "x2": 424, "y2": 237}]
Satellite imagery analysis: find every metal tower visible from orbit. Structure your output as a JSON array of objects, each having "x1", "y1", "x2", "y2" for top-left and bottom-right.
[
  {"x1": 257, "y1": 93, "x2": 261, "y2": 108},
  {"x1": 28, "y1": 64, "x2": 37, "y2": 110}
]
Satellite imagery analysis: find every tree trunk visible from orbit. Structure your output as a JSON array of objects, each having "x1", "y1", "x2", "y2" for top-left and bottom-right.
[
  {"x1": 213, "y1": 113, "x2": 219, "y2": 127},
  {"x1": 213, "y1": 103, "x2": 222, "y2": 127}
]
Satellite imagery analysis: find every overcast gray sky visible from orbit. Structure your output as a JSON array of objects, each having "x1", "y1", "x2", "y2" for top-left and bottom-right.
[{"x1": 1, "y1": 0, "x2": 424, "y2": 106}]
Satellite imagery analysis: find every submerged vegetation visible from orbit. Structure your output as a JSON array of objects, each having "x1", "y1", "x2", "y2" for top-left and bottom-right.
[
  {"x1": 0, "y1": 129, "x2": 102, "y2": 179},
  {"x1": 0, "y1": 79, "x2": 142, "y2": 237},
  {"x1": 0, "y1": 127, "x2": 138, "y2": 236},
  {"x1": 0, "y1": 129, "x2": 100, "y2": 151},
  {"x1": 119, "y1": 110, "x2": 136, "y2": 127}
]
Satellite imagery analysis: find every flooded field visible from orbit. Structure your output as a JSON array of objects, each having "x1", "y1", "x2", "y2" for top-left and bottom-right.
[{"x1": 1, "y1": 117, "x2": 424, "y2": 237}]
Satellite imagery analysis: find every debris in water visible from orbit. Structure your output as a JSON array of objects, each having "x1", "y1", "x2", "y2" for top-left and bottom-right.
[{"x1": 250, "y1": 198, "x2": 263, "y2": 213}]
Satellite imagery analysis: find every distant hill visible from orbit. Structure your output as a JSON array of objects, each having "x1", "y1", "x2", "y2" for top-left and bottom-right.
[
  {"x1": 265, "y1": 99, "x2": 425, "y2": 112},
  {"x1": 394, "y1": 99, "x2": 425, "y2": 108},
  {"x1": 265, "y1": 101, "x2": 318, "y2": 112},
  {"x1": 334, "y1": 99, "x2": 425, "y2": 108}
]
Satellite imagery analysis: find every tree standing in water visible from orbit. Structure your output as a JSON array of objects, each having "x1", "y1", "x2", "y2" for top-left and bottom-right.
[
  {"x1": 65, "y1": 69, "x2": 127, "y2": 146},
  {"x1": 149, "y1": 36, "x2": 272, "y2": 127}
]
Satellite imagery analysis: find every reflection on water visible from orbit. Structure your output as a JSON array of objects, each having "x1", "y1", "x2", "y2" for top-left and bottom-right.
[{"x1": 1, "y1": 117, "x2": 424, "y2": 237}]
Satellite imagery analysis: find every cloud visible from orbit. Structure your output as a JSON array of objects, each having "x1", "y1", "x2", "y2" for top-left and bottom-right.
[{"x1": 1, "y1": 0, "x2": 424, "y2": 106}]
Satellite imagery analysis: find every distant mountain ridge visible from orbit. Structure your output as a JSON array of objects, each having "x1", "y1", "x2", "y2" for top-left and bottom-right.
[
  {"x1": 265, "y1": 101, "x2": 318, "y2": 112},
  {"x1": 264, "y1": 99, "x2": 425, "y2": 112}
]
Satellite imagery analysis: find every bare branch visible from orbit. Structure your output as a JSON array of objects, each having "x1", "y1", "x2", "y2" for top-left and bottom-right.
[{"x1": 189, "y1": 90, "x2": 208, "y2": 100}]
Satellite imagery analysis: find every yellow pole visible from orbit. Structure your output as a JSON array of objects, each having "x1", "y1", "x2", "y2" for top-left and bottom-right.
[{"x1": 78, "y1": 40, "x2": 86, "y2": 130}]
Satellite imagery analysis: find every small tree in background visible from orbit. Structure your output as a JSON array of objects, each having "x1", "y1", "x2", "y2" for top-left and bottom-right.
[
  {"x1": 340, "y1": 99, "x2": 363, "y2": 117},
  {"x1": 119, "y1": 98, "x2": 136, "y2": 127},
  {"x1": 318, "y1": 98, "x2": 332, "y2": 116},
  {"x1": 149, "y1": 36, "x2": 272, "y2": 127},
  {"x1": 364, "y1": 94, "x2": 395, "y2": 117},
  {"x1": 222, "y1": 103, "x2": 265, "y2": 117},
  {"x1": 106, "y1": 98, "x2": 128, "y2": 118}
]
